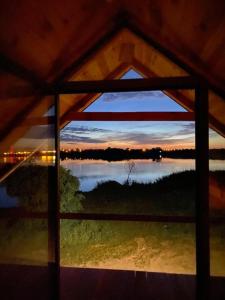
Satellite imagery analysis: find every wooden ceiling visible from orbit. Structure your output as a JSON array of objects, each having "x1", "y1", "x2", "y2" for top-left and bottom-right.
[{"x1": 0, "y1": 0, "x2": 225, "y2": 151}]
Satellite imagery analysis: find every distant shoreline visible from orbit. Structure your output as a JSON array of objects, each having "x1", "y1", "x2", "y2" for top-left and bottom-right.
[
  {"x1": 60, "y1": 148, "x2": 225, "y2": 162},
  {"x1": 60, "y1": 157, "x2": 225, "y2": 162}
]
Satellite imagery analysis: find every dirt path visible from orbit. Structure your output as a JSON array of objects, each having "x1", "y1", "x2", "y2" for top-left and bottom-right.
[{"x1": 64, "y1": 237, "x2": 196, "y2": 274}]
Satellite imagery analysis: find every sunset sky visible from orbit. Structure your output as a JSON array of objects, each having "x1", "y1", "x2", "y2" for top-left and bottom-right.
[{"x1": 60, "y1": 70, "x2": 224, "y2": 150}]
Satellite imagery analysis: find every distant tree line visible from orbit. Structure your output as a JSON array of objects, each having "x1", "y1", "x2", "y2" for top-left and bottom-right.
[
  {"x1": 60, "y1": 147, "x2": 225, "y2": 161},
  {"x1": 164, "y1": 148, "x2": 225, "y2": 160},
  {"x1": 60, "y1": 147, "x2": 163, "y2": 161}
]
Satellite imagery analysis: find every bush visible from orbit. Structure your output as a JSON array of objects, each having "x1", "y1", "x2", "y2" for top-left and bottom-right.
[{"x1": 3, "y1": 164, "x2": 84, "y2": 212}]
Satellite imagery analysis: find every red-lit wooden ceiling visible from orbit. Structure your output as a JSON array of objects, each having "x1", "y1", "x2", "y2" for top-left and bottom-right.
[{"x1": 0, "y1": 0, "x2": 225, "y2": 150}]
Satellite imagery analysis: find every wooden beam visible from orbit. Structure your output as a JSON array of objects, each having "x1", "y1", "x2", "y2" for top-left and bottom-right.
[
  {"x1": 64, "y1": 112, "x2": 194, "y2": 122},
  {"x1": 209, "y1": 115, "x2": 225, "y2": 138},
  {"x1": 195, "y1": 84, "x2": 210, "y2": 300},
  {"x1": 0, "y1": 209, "x2": 48, "y2": 218},
  {"x1": 60, "y1": 213, "x2": 195, "y2": 223},
  {"x1": 53, "y1": 15, "x2": 127, "y2": 83},
  {"x1": 0, "y1": 96, "x2": 41, "y2": 143},
  {"x1": 60, "y1": 62, "x2": 130, "y2": 125},
  {"x1": 132, "y1": 59, "x2": 195, "y2": 111},
  {"x1": 19, "y1": 116, "x2": 55, "y2": 126},
  {"x1": 132, "y1": 59, "x2": 225, "y2": 137},
  {"x1": 48, "y1": 94, "x2": 60, "y2": 300},
  {"x1": 49, "y1": 76, "x2": 196, "y2": 95},
  {"x1": 126, "y1": 22, "x2": 225, "y2": 100},
  {"x1": 0, "y1": 53, "x2": 46, "y2": 88},
  {"x1": 0, "y1": 86, "x2": 37, "y2": 99},
  {"x1": 0, "y1": 209, "x2": 224, "y2": 224},
  {"x1": 55, "y1": 94, "x2": 60, "y2": 300}
]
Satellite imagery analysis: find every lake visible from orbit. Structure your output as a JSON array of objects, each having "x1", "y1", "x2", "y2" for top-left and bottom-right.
[
  {"x1": 61, "y1": 158, "x2": 225, "y2": 191},
  {"x1": 1, "y1": 158, "x2": 224, "y2": 207}
]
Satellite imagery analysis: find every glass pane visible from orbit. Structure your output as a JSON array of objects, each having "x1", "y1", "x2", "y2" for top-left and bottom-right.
[
  {"x1": 60, "y1": 121, "x2": 196, "y2": 216},
  {"x1": 84, "y1": 90, "x2": 187, "y2": 112},
  {"x1": 60, "y1": 220, "x2": 196, "y2": 299},
  {"x1": 0, "y1": 217, "x2": 50, "y2": 300},
  {"x1": 60, "y1": 220, "x2": 196, "y2": 274},
  {"x1": 0, "y1": 92, "x2": 55, "y2": 300},
  {"x1": 0, "y1": 97, "x2": 55, "y2": 212},
  {"x1": 0, "y1": 218, "x2": 48, "y2": 265},
  {"x1": 209, "y1": 128, "x2": 225, "y2": 277},
  {"x1": 60, "y1": 72, "x2": 192, "y2": 116}
]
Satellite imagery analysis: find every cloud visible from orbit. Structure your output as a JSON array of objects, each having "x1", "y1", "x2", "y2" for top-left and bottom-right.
[
  {"x1": 103, "y1": 131, "x2": 193, "y2": 146},
  {"x1": 60, "y1": 134, "x2": 106, "y2": 144},
  {"x1": 101, "y1": 91, "x2": 165, "y2": 103},
  {"x1": 60, "y1": 125, "x2": 109, "y2": 144},
  {"x1": 176, "y1": 123, "x2": 195, "y2": 135},
  {"x1": 61, "y1": 122, "x2": 195, "y2": 147},
  {"x1": 61, "y1": 125, "x2": 110, "y2": 134}
]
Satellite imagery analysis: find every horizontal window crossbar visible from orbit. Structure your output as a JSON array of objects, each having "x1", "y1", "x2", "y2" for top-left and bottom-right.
[
  {"x1": 1, "y1": 211, "x2": 224, "y2": 224},
  {"x1": 60, "y1": 213, "x2": 195, "y2": 223},
  {"x1": 46, "y1": 76, "x2": 197, "y2": 95}
]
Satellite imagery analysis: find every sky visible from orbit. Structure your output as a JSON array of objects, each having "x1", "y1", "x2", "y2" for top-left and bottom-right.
[{"x1": 60, "y1": 70, "x2": 224, "y2": 150}]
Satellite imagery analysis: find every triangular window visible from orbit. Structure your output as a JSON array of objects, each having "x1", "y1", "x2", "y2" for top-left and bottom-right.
[{"x1": 85, "y1": 69, "x2": 187, "y2": 113}]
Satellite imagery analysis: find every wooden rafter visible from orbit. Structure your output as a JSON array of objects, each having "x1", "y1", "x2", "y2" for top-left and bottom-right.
[
  {"x1": 0, "y1": 53, "x2": 46, "y2": 88},
  {"x1": 126, "y1": 21, "x2": 225, "y2": 100},
  {"x1": 132, "y1": 59, "x2": 225, "y2": 137},
  {"x1": 60, "y1": 62, "x2": 131, "y2": 125}
]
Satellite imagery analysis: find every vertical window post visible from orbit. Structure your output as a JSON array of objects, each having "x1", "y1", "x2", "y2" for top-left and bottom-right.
[
  {"x1": 195, "y1": 82, "x2": 210, "y2": 300},
  {"x1": 55, "y1": 93, "x2": 60, "y2": 300},
  {"x1": 48, "y1": 94, "x2": 60, "y2": 299}
]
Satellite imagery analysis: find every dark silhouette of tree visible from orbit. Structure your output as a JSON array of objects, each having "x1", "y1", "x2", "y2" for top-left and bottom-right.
[{"x1": 125, "y1": 161, "x2": 135, "y2": 184}]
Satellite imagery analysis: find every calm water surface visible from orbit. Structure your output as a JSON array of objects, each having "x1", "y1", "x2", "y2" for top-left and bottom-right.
[
  {"x1": 0, "y1": 158, "x2": 224, "y2": 207},
  {"x1": 61, "y1": 158, "x2": 225, "y2": 191}
]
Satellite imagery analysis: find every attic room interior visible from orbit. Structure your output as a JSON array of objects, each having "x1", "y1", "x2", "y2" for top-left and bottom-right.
[{"x1": 0, "y1": 1, "x2": 225, "y2": 300}]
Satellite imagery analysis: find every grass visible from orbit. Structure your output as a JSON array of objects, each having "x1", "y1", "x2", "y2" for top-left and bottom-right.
[
  {"x1": 82, "y1": 170, "x2": 225, "y2": 216},
  {"x1": 60, "y1": 220, "x2": 225, "y2": 275},
  {"x1": 0, "y1": 219, "x2": 48, "y2": 265},
  {"x1": 60, "y1": 220, "x2": 196, "y2": 273}
]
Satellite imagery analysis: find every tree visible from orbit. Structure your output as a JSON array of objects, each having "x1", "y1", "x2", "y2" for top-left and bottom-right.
[
  {"x1": 125, "y1": 161, "x2": 135, "y2": 185},
  {"x1": 60, "y1": 166, "x2": 84, "y2": 212}
]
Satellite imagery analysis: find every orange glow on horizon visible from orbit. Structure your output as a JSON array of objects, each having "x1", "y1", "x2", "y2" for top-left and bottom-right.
[{"x1": 60, "y1": 141, "x2": 196, "y2": 151}]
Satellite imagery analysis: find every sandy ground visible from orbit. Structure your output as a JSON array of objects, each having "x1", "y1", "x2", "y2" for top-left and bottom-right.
[{"x1": 63, "y1": 237, "x2": 196, "y2": 275}]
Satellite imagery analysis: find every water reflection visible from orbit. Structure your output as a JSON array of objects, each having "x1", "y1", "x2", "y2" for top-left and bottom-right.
[
  {"x1": 61, "y1": 158, "x2": 225, "y2": 191},
  {"x1": 0, "y1": 155, "x2": 55, "y2": 165},
  {"x1": 62, "y1": 158, "x2": 191, "y2": 191}
]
